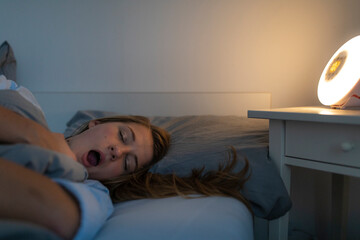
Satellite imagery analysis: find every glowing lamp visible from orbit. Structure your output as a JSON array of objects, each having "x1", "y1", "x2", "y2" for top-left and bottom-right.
[{"x1": 317, "y1": 35, "x2": 360, "y2": 108}]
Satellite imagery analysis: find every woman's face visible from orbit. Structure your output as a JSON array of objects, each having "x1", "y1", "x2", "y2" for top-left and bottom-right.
[{"x1": 68, "y1": 120, "x2": 154, "y2": 180}]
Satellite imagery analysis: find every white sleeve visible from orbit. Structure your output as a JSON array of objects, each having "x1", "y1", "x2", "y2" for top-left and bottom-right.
[{"x1": 52, "y1": 179, "x2": 114, "y2": 240}]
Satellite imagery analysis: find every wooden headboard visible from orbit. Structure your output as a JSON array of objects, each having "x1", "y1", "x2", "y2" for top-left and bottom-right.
[{"x1": 34, "y1": 92, "x2": 271, "y2": 132}]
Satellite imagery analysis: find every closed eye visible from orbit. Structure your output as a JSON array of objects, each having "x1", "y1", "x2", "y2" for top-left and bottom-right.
[{"x1": 124, "y1": 155, "x2": 138, "y2": 173}]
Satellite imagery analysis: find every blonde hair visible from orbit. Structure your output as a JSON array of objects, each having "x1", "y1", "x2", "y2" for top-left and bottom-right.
[{"x1": 102, "y1": 146, "x2": 252, "y2": 213}]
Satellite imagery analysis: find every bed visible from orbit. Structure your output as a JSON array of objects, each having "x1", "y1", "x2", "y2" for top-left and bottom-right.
[{"x1": 0, "y1": 41, "x2": 291, "y2": 240}]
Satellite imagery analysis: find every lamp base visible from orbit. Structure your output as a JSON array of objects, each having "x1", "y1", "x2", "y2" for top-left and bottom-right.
[{"x1": 331, "y1": 94, "x2": 360, "y2": 109}]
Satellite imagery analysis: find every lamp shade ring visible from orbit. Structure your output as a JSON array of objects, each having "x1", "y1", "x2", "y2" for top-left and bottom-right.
[{"x1": 317, "y1": 35, "x2": 360, "y2": 108}]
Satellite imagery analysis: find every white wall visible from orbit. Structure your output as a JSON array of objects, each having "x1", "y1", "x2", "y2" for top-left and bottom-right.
[
  {"x1": 1, "y1": 1, "x2": 360, "y2": 238},
  {"x1": 1, "y1": 0, "x2": 360, "y2": 108}
]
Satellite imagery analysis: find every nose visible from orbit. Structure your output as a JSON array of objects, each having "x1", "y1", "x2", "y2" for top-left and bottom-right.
[{"x1": 109, "y1": 145, "x2": 129, "y2": 161}]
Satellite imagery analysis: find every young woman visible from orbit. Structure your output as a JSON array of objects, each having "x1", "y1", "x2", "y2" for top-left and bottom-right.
[
  {"x1": 0, "y1": 76, "x2": 250, "y2": 240},
  {"x1": 0, "y1": 79, "x2": 171, "y2": 240}
]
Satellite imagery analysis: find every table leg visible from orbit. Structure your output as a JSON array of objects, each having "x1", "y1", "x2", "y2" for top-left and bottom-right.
[{"x1": 331, "y1": 174, "x2": 349, "y2": 240}]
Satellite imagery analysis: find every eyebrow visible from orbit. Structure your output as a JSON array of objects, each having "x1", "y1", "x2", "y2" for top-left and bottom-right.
[
  {"x1": 128, "y1": 126, "x2": 136, "y2": 141},
  {"x1": 134, "y1": 156, "x2": 138, "y2": 171}
]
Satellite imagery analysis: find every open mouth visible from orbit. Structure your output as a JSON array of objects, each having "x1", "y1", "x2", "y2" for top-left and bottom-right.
[{"x1": 86, "y1": 150, "x2": 101, "y2": 167}]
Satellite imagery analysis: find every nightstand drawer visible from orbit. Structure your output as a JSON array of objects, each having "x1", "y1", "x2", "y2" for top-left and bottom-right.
[{"x1": 285, "y1": 121, "x2": 360, "y2": 168}]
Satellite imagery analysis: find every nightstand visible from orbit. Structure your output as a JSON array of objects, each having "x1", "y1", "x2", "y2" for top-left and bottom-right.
[{"x1": 248, "y1": 107, "x2": 360, "y2": 240}]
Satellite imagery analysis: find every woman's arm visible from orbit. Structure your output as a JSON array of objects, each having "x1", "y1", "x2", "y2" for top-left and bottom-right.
[
  {"x1": 0, "y1": 105, "x2": 76, "y2": 160},
  {"x1": 0, "y1": 157, "x2": 80, "y2": 239}
]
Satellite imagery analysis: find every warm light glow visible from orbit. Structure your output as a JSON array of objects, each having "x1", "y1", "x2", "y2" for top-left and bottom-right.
[
  {"x1": 319, "y1": 109, "x2": 334, "y2": 115},
  {"x1": 318, "y1": 35, "x2": 360, "y2": 106}
]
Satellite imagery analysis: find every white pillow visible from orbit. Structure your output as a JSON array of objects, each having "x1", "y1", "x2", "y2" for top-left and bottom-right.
[{"x1": 95, "y1": 196, "x2": 254, "y2": 240}]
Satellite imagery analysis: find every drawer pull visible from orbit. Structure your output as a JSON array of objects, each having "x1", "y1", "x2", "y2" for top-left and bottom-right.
[{"x1": 341, "y1": 142, "x2": 354, "y2": 152}]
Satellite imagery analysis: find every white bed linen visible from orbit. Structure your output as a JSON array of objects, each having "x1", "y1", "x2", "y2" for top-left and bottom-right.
[{"x1": 95, "y1": 196, "x2": 254, "y2": 240}]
